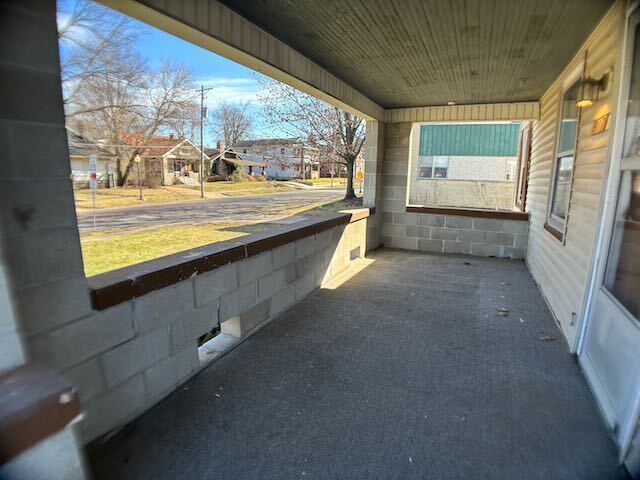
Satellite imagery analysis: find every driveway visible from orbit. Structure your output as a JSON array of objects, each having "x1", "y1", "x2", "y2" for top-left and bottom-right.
[{"x1": 76, "y1": 189, "x2": 343, "y2": 231}]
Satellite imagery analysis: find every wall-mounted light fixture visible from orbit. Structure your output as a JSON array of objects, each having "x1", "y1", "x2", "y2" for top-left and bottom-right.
[{"x1": 576, "y1": 70, "x2": 611, "y2": 108}]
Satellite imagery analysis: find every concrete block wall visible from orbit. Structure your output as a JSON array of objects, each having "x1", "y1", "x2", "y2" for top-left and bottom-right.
[
  {"x1": 379, "y1": 122, "x2": 529, "y2": 259},
  {"x1": 364, "y1": 121, "x2": 385, "y2": 252},
  {"x1": 29, "y1": 217, "x2": 368, "y2": 444},
  {"x1": 0, "y1": 237, "x2": 25, "y2": 373},
  {"x1": 0, "y1": 3, "x2": 89, "y2": 478},
  {"x1": 0, "y1": 0, "x2": 374, "y2": 450},
  {"x1": 382, "y1": 212, "x2": 528, "y2": 258}
]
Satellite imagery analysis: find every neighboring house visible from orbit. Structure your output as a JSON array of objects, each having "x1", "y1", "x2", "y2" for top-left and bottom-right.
[
  {"x1": 409, "y1": 123, "x2": 520, "y2": 210},
  {"x1": 416, "y1": 155, "x2": 517, "y2": 181},
  {"x1": 204, "y1": 144, "x2": 266, "y2": 179},
  {"x1": 123, "y1": 134, "x2": 209, "y2": 187},
  {"x1": 66, "y1": 127, "x2": 116, "y2": 188},
  {"x1": 234, "y1": 138, "x2": 320, "y2": 179}
]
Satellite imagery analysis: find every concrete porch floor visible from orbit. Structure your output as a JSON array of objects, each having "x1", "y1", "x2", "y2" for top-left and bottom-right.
[{"x1": 88, "y1": 249, "x2": 629, "y2": 479}]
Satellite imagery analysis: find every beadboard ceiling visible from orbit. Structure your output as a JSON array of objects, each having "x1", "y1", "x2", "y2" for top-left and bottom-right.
[{"x1": 219, "y1": 0, "x2": 614, "y2": 108}]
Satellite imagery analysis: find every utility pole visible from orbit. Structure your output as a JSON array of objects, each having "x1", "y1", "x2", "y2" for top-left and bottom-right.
[
  {"x1": 300, "y1": 141, "x2": 305, "y2": 181},
  {"x1": 197, "y1": 84, "x2": 213, "y2": 199}
]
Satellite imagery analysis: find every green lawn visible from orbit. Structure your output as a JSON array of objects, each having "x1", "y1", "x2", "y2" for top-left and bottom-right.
[
  {"x1": 81, "y1": 198, "x2": 363, "y2": 276},
  {"x1": 81, "y1": 221, "x2": 270, "y2": 276},
  {"x1": 74, "y1": 187, "x2": 200, "y2": 209},
  {"x1": 308, "y1": 177, "x2": 348, "y2": 186}
]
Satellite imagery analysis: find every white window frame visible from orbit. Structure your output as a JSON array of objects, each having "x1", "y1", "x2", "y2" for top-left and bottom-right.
[
  {"x1": 546, "y1": 62, "x2": 584, "y2": 238},
  {"x1": 417, "y1": 156, "x2": 449, "y2": 179}
]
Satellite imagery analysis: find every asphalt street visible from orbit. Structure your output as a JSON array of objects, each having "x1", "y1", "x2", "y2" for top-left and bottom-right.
[{"x1": 76, "y1": 188, "x2": 343, "y2": 231}]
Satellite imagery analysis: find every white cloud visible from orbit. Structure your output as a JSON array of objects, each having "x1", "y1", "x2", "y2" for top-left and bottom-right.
[{"x1": 197, "y1": 76, "x2": 263, "y2": 105}]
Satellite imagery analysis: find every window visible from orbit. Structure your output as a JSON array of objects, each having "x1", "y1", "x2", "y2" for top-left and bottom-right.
[
  {"x1": 243, "y1": 149, "x2": 247, "y2": 153},
  {"x1": 514, "y1": 122, "x2": 533, "y2": 211},
  {"x1": 603, "y1": 23, "x2": 640, "y2": 320},
  {"x1": 171, "y1": 160, "x2": 187, "y2": 173},
  {"x1": 409, "y1": 122, "x2": 522, "y2": 210},
  {"x1": 546, "y1": 74, "x2": 581, "y2": 236},
  {"x1": 280, "y1": 147, "x2": 285, "y2": 154},
  {"x1": 418, "y1": 156, "x2": 448, "y2": 179}
]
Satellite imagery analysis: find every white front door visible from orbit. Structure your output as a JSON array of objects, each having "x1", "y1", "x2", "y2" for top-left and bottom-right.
[{"x1": 580, "y1": 6, "x2": 640, "y2": 461}]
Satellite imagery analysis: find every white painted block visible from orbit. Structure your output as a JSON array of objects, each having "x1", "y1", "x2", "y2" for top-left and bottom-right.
[
  {"x1": 63, "y1": 358, "x2": 105, "y2": 403},
  {"x1": 144, "y1": 343, "x2": 198, "y2": 400},
  {"x1": 30, "y1": 303, "x2": 134, "y2": 371},
  {"x1": 81, "y1": 374, "x2": 146, "y2": 443},
  {"x1": 134, "y1": 281, "x2": 194, "y2": 333},
  {"x1": 101, "y1": 327, "x2": 170, "y2": 388},
  {"x1": 258, "y1": 269, "x2": 285, "y2": 302},
  {"x1": 237, "y1": 251, "x2": 273, "y2": 285},
  {"x1": 193, "y1": 263, "x2": 238, "y2": 307}
]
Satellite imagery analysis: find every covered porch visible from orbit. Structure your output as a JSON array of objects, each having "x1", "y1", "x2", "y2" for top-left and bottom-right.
[
  {"x1": 88, "y1": 250, "x2": 625, "y2": 479},
  {"x1": 1, "y1": 0, "x2": 638, "y2": 479}
]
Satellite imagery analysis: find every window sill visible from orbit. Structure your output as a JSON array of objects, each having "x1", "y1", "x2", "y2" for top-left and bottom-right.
[
  {"x1": 543, "y1": 222, "x2": 564, "y2": 242},
  {"x1": 87, "y1": 207, "x2": 375, "y2": 311},
  {"x1": 0, "y1": 365, "x2": 79, "y2": 463},
  {"x1": 406, "y1": 205, "x2": 529, "y2": 221}
]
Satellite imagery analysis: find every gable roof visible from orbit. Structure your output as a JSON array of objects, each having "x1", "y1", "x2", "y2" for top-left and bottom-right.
[
  {"x1": 204, "y1": 147, "x2": 265, "y2": 167},
  {"x1": 121, "y1": 134, "x2": 207, "y2": 159},
  {"x1": 66, "y1": 127, "x2": 114, "y2": 158}
]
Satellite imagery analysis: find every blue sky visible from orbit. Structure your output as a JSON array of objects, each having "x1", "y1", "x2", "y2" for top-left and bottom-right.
[
  {"x1": 58, "y1": 0, "x2": 272, "y2": 142},
  {"x1": 138, "y1": 27, "x2": 270, "y2": 140}
]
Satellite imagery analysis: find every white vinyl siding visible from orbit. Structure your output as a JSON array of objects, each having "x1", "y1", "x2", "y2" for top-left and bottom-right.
[{"x1": 525, "y1": 2, "x2": 625, "y2": 346}]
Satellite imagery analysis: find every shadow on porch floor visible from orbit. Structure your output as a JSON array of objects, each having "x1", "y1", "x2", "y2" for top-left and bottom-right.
[{"x1": 88, "y1": 249, "x2": 629, "y2": 479}]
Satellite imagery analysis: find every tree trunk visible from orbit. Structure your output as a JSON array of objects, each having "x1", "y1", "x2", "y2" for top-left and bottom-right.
[
  {"x1": 116, "y1": 155, "x2": 135, "y2": 187},
  {"x1": 345, "y1": 156, "x2": 356, "y2": 200},
  {"x1": 116, "y1": 158, "x2": 125, "y2": 187}
]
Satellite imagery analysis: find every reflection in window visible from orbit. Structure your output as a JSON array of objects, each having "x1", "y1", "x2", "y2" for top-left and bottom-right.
[
  {"x1": 418, "y1": 157, "x2": 448, "y2": 179},
  {"x1": 410, "y1": 123, "x2": 521, "y2": 210},
  {"x1": 548, "y1": 80, "x2": 580, "y2": 231},
  {"x1": 604, "y1": 171, "x2": 640, "y2": 320},
  {"x1": 550, "y1": 156, "x2": 574, "y2": 220},
  {"x1": 624, "y1": 26, "x2": 640, "y2": 159}
]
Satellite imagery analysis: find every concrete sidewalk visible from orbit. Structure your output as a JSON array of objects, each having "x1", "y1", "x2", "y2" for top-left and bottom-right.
[{"x1": 88, "y1": 249, "x2": 628, "y2": 479}]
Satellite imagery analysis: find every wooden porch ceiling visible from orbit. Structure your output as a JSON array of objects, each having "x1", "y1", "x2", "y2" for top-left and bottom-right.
[{"x1": 219, "y1": 0, "x2": 614, "y2": 109}]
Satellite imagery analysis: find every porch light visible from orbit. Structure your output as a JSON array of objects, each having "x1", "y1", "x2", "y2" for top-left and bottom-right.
[{"x1": 576, "y1": 72, "x2": 610, "y2": 108}]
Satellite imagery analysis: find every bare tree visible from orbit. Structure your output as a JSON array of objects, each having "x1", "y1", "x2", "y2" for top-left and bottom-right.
[
  {"x1": 257, "y1": 77, "x2": 365, "y2": 199},
  {"x1": 58, "y1": 0, "x2": 141, "y2": 109},
  {"x1": 165, "y1": 101, "x2": 200, "y2": 142},
  {"x1": 210, "y1": 101, "x2": 254, "y2": 147},
  {"x1": 59, "y1": 1, "x2": 196, "y2": 186}
]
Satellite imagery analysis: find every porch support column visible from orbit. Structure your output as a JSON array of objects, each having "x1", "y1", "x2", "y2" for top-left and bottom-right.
[
  {"x1": 0, "y1": 2, "x2": 88, "y2": 477},
  {"x1": 363, "y1": 120, "x2": 385, "y2": 251}
]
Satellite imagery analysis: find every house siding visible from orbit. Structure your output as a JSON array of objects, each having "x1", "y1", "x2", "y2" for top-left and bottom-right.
[{"x1": 525, "y1": 1, "x2": 625, "y2": 347}]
